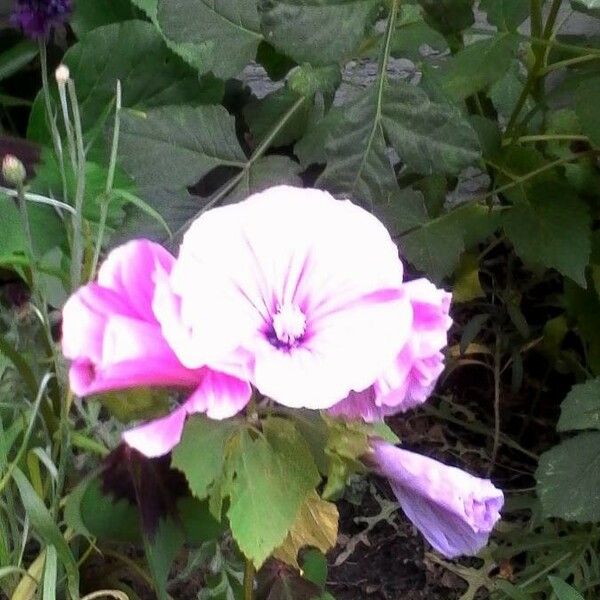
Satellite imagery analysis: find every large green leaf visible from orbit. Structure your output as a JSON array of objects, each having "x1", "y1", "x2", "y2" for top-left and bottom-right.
[
  {"x1": 558, "y1": 378, "x2": 600, "y2": 432},
  {"x1": 301, "y1": 80, "x2": 480, "y2": 206},
  {"x1": 536, "y1": 432, "x2": 600, "y2": 522},
  {"x1": 548, "y1": 577, "x2": 585, "y2": 600},
  {"x1": 503, "y1": 180, "x2": 591, "y2": 286},
  {"x1": 70, "y1": 0, "x2": 142, "y2": 36},
  {"x1": 480, "y1": 0, "x2": 529, "y2": 31},
  {"x1": 399, "y1": 203, "x2": 500, "y2": 282},
  {"x1": 226, "y1": 419, "x2": 320, "y2": 567},
  {"x1": 390, "y1": 4, "x2": 448, "y2": 61},
  {"x1": 172, "y1": 416, "x2": 239, "y2": 500},
  {"x1": 27, "y1": 20, "x2": 223, "y2": 147},
  {"x1": 258, "y1": 0, "x2": 380, "y2": 65},
  {"x1": 118, "y1": 105, "x2": 246, "y2": 189},
  {"x1": 438, "y1": 33, "x2": 519, "y2": 101},
  {"x1": 157, "y1": 0, "x2": 262, "y2": 78}
]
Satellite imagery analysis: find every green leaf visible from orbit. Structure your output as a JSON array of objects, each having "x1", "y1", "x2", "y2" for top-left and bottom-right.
[
  {"x1": 0, "y1": 194, "x2": 66, "y2": 264},
  {"x1": 438, "y1": 34, "x2": 518, "y2": 101},
  {"x1": 503, "y1": 180, "x2": 591, "y2": 286},
  {"x1": 118, "y1": 105, "x2": 246, "y2": 189},
  {"x1": 259, "y1": 0, "x2": 380, "y2": 65},
  {"x1": 418, "y1": 0, "x2": 475, "y2": 36},
  {"x1": 576, "y1": 76, "x2": 600, "y2": 147},
  {"x1": 226, "y1": 419, "x2": 320, "y2": 567},
  {"x1": 177, "y1": 497, "x2": 226, "y2": 544},
  {"x1": 548, "y1": 577, "x2": 585, "y2": 600},
  {"x1": 536, "y1": 432, "x2": 600, "y2": 522},
  {"x1": 71, "y1": 0, "x2": 142, "y2": 36},
  {"x1": 306, "y1": 80, "x2": 480, "y2": 206},
  {"x1": 144, "y1": 516, "x2": 185, "y2": 600},
  {"x1": 12, "y1": 468, "x2": 79, "y2": 599},
  {"x1": 390, "y1": 4, "x2": 448, "y2": 61},
  {"x1": 172, "y1": 416, "x2": 239, "y2": 500},
  {"x1": 27, "y1": 21, "x2": 223, "y2": 150},
  {"x1": 157, "y1": 0, "x2": 263, "y2": 78},
  {"x1": 558, "y1": 378, "x2": 600, "y2": 432},
  {"x1": 400, "y1": 203, "x2": 500, "y2": 282},
  {"x1": 480, "y1": 0, "x2": 530, "y2": 31},
  {"x1": 65, "y1": 476, "x2": 141, "y2": 543},
  {"x1": 0, "y1": 40, "x2": 37, "y2": 82}
]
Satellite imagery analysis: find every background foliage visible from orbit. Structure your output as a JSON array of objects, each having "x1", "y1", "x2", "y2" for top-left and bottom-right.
[{"x1": 2, "y1": 0, "x2": 600, "y2": 598}]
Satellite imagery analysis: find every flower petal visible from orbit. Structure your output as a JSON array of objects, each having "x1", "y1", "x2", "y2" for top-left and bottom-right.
[
  {"x1": 185, "y1": 370, "x2": 252, "y2": 419},
  {"x1": 122, "y1": 405, "x2": 188, "y2": 458}
]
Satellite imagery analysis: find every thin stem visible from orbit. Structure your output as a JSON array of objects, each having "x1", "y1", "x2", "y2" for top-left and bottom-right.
[
  {"x1": 38, "y1": 42, "x2": 69, "y2": 206},
  {"x1": 488, "y1": 334, "x2": 501, "y2": 477},
  {"x1": 57, "y1": 81, "x2": 77, "y2": 173},
  {"x1": 67, "y1": 79, "x2": 87, "y2": 291},
  {"x1": 172, "y1": 95, "x2": 307, "y2": 242},
  {"x1": 542, "y1": 0, "x2": 563, "y2": 67},
  {"x1": 540, "y1": 53, "x2": 600, "y2": 75},
  {"x1": 0, "y1": 185, "x2": 75, "y2": 213},
  {"x1": 90, "y1": 80, "x2": 122, "y2": 279},
  {"x1": 502, "y1": 134, "x2": 588, "y2": 146},
  {"x1": 243, "y1": 559, "x2": 255, "y2": 600}
]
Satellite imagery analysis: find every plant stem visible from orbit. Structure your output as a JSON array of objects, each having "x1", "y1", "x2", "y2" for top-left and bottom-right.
[
  {"x1": 91, "y1": 80, "x2": 122, "y2": 279},
  {"x1": 66, "y1": 79, "x2": 87, "y2": 291},
  {"x1": 488, "y1": 334, "x2": 502, "y2": 477},
  {"x1": 502, "y1": 133, "x2": 589, "y2": 146},
  {"x1": 38, "y1": 41, "x2": 69, "y2": 208},
  {"x1": 172, "y1": 94, "x2": 307, "y2": 242},
  {"x1": 540, "y1": 53, "x2": 600, "y2": 75},
  {"x1": 243, "y1": 559, "x2": 255, "y2": 600}
]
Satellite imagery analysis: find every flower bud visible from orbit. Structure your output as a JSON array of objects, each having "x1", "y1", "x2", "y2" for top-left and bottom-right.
[
  {"x1": 2, "y1": 154, "x2": 26, "y2": 187},
  {"x1": 55, "y1": 64, "x2": 70, "y2": 85}
]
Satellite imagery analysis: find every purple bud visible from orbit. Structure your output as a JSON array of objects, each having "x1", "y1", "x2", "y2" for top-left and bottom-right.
[
  {"x1": 370, "y1": 440, "x2": 503, "y2": 558},
  {"x1": 11, "y1": 0, "x2": 72, "y2": 40}
]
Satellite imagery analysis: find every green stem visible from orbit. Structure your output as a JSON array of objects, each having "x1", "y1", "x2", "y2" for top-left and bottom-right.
[
  {"x1": 502, "y1": 134, "x2": 589, "y2": 146},
  {"x1": 243, "y1": 559, "x2": 255, "y2": 600},
  {"x1": 173, "y1": 94, "x2": 307, "y2": 242},
  {"x1": 38, "y1": 42, "x2": 69, "y2": 208},
  {"x1": 66, "y1": 79, "x2": 87, "y2": 291},
  {"x1": 90, "y1": 80, "x2": 122, "y2": 279},
  {"x1": 540, "y1": 53, "x2": 600, "y2": 75}
]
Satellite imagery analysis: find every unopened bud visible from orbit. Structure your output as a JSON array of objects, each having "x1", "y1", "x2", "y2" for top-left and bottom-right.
[
  {"x1": 55, "y1": 64, "x2": 70, "y2": 85},
  {"x1": 2, "y1": 154, "x2": 26, "y2": 187}
]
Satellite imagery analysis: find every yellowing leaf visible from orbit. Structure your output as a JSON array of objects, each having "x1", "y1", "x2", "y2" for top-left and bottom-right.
[
  {"x1": 453, "y1": 252, "x2": 484, "y2": 303},
  {"x1": 273, "y1": 492, "x2": 339, "y2": 569}
]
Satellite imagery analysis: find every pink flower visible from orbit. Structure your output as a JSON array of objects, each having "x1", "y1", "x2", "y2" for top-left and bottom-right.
[
  {"x1": 329, "y1": 278, "x2": 452, "y2": 420},
  {"x1": 62, "y1": 240, "x2": 251, "y2": 457},
  {"x1": 155, "y1": 186, "x2": 413, "y2": 409},
  {"x1": 370, "y1": 441, "x2": 503, "y2": 558}
]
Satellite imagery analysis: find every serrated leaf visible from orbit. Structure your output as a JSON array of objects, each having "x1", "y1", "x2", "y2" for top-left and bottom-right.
[
  {"x1": 400, "y1": 203, "x2": 500, "y2": 282},
  {"x1": 259, "y1": 0, "x2": 380, "y2": 65},
  {"x1": 439, "y1": 34, "x2": 518, "y2": 101},
  {"x1": 118, "y1": 105, "x2": 246, "y2": 189},
  {"x1": 227, "y1": 156, "x2": 303, "y2": 204},
  {"x1": 27, "y1": 21, "x2": 222, "y2": 150},
  {"x1": 480, "y1": 0, "x2": 529, "y2": 30},
  {"x1": 157, "y1": 0, "x2": 262, "y2": 78},
  {"x1": 503, "y1": 180, "x2": 591, "y2": 286},
  {"x1": 172, "y1": 416, "x2": 239, "y2": 500},
  {"x1": 310, "y1": 80, "x2": 480, "y2": 206},
  {"x1": 536, "y1": 432, "x2": 600, "y2": 522},
  {"x1": 558, "y1": 378, "x2": 600, "y2": 432},
  {"x1": 273, "y1": 492, "x2": 338, "y2": 569},
  {"x1": 227, "y1": 420, "x2": 320, "y2": 567}
]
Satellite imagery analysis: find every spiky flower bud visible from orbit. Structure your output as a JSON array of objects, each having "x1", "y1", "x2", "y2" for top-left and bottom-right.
[{"x1": 2, "y1": 154, "x2": 27, "y2": 187}]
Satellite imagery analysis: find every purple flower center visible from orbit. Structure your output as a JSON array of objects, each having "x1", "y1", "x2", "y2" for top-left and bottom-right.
[{"x1": 268, "y1": 303, "x2": 307, "y2": 349}]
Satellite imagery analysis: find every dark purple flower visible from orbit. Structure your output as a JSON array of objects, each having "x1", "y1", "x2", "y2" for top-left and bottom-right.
[{"x1": 11, "y1": 0, "x2": 72, "y2": 39}]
